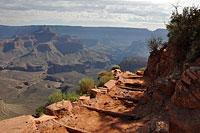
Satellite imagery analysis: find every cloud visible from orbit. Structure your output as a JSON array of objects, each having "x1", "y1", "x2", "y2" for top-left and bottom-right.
[{"x1": 0, "y1": 0, "x2": 199, "y2": 30}]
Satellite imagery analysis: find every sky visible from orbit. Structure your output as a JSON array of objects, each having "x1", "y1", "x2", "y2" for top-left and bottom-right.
[{"x1": 0, "y1": 0, "x2": 199, "y2": 30}]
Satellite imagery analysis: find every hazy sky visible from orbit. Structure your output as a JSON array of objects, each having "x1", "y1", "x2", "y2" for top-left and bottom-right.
[{"x1": 0, "y1": 0, "x2": 199, "y2": 30}]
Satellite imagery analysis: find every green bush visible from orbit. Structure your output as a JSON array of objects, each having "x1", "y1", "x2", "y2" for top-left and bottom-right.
[
  {"x1": 166, "y1": 6, "x2": 200, "y2": 62},
  {"x1": 98, "y1": 70, "x2": 113, "y2": 80},
  {"x1": 138, "y1": 67, "x2": 146, "y2": 71},
  {"x1": 66, "y1": 92, "x2": 80, "y2": 102},
  {"x1": 34, "y1": 106, "x2": 45, "y2": 118},
  {"x1": 111, "y1": 65, "x2": 120, "y2": 70},
  {"x1": 186, "y1": 41, "x2": 200, "y2": 61},
  {"x1": 147, "y1": 37, "x2": 163, "y2": 52},
  {"x1": 47, "y1": 92, "x2": 67, "y2": 105},
  {"x1": 79, "y1": 78, "x2": 94, "y2": 94},
  {"x1": 97, "y1": 75, "x2": 113, "y2": 87}
]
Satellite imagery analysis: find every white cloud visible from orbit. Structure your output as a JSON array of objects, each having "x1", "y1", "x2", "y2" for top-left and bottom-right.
[{"x1": 0, "y1": 0, "x2": 199, "y2": 30}]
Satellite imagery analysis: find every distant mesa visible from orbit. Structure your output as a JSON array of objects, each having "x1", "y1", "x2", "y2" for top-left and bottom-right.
[{"x1": 0, "y1": 26, "x2": 110, "y2": 73}]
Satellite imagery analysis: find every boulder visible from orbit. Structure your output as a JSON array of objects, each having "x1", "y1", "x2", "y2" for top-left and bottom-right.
[
  {"x1": 0, "y1": 115, "x2": 36, "y2": 133},
  {"x1": 136, "y1": 70, "x2": 144, "y2": 76},
  {"x1": 104, "y1": 80, "x2": 116, "y2": 91},
  {"x1": 45, "y1": 100, "x2": 72, "y2": 116},
  {"x1": 101, "y1": 88, "x2": 108, "y2": 94},
  {"x1": 91, "y1": 88, "x2": 101, "y2": 97},
  {"x1": 79, "y1": 96, "x2": 90, "y2": 104}
]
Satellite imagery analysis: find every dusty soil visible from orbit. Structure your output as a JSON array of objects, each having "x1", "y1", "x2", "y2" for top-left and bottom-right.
[{"x1": 35, "y1": 71, "x2": 169, "y2": 133}]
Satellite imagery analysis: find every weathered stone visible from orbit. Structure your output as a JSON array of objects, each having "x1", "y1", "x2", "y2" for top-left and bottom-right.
[
  {"x1": 79, "y1": 96, "x2": 90, "y2": 104},
  {"x1": 0, "y1": 115, "x2": 36, "y2": 133},
  {"x1": 45, "y1": 100, "x2": 72, "y2": 116},
  {"x1": 189, "y1": 66, "x2": 200, "y2": 75},
  {"x1": 182, "y1": 72, "x2": 191, "y2": 85},
  {"x1": 104, "y1": 80, "x2": 116, "y2": 91},
  {"x1": 118, "y1": 76, "x2": 124, "y2": 83},
  {"x1": 114, "y1": 69, "x2": 121, "y2": 73},
  {"x1": 152, "y1": 92, "x2": 164, "y2": 101},
  {"x1": 100, "y1": 88, "x2": 108, "y2": 94},
  {"x1": 155, "y1": 77, "x2": 175, "y2": 95},
  {"x1": 35, "y1": 114, "x2": 57, "y2": 123},
  {"x1": 136, "y1": 70, "x2": 144, "y2": 76},
  {"x1": 186, "y1": 69, "x2": 198, "y2": 80},
  {"x1": 171, "y1": 81, "x2": 200, "y2": 109},
  {"x1": 139, "y1": 96, "x2": 150, "y2": 104},
  {"x1": 91, "y1": 88, "x2": 101, "y2": 97},
  {"x1": 169, "y1": 104, "x2": 200, "y2": 133}
]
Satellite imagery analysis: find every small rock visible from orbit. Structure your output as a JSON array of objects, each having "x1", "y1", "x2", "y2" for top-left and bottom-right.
[
  {"x1": 45, "y1": 100, "x2": 72, "y2": 116},
  {"x1": 104, "y1": 80, "x2": 116, "y2": 91},
  {"x1": 91, "y1": 88, "x2": 101, "y2": 97},
  {"x1": 79, "y1": 96, "x2": 90, "y2": 104},
  {"x1": 136, "y1": 70, "x2": 144, "y2": 76}
]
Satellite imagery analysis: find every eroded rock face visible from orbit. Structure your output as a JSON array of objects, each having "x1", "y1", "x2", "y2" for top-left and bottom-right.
[
  {"x1": 144, "y1": 48, "x2": 200, "y2": 133},
  {"x1": 154, "y1": 77, "x2": 175, "y2": 95},
  {"x1": 144, "y1": 49, "x2": 171, "y2": 79},
  {"x1": 45, "y1": 100, "x2": 72, "y2": 116},
  {"x1": 169, "y1": 65, "x2": 200, "y2": 132}
]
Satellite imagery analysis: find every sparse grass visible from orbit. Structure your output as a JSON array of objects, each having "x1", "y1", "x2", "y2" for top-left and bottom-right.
[
  {"x1": 97, "y1": 70, "x2": 114, "y2": 87},
  {"x1": 137, "y1": 67, "x2": 146, "y2": 71},
  {"x1": 66, "y1": 92, "x2": 80, "y2": 102},
  {"x1": 79, "y1": 78, "x2": 94, "y2": 94},
  {"x1": 98, "y1": 70, "x2": 113, "y2": 80},
  {"x1": 47, "y1": 92, "x2": 67, "y2": 105},
  {"x1": 97, "y1": 75, "x2": 113, "y2": 87},
  {"x1": 33, "y1": 106, "x2": 45, "y2": 118}
]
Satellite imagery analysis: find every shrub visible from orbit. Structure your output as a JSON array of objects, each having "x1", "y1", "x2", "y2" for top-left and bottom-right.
[
  {"x1": 111, "y1": 65, "x2": 120, "y2": 70},
  {"x1": 166, "y1": 6, "x2": 200, "y2": 62},
  {"x1": 186, "y1": 41, "x2": 200, "y2": 61},
  {"x1": 47, "y1": 92, "x2": 67, "y2": 105},
  {"x1": 98, "y1": 70, "x2": 113, "y2": 80},
  {"x1": 138, "y1": 67, "x2": 146, "y2": 71},
  {"x1": 97, "y1": 75, "x2": 113, "y2": 87},
  {"x1": 34, "y1": 106, "x2": 45, "y2": 118},
  {"x1": 147, "y1": 37, "x2": 163, "y2": 52},
  {"x1": 79, "y1": 78, "x2": 94, "y2": 94},
  {"x1": 66, "y1": 92, "x2": 80, "y2": 102}
]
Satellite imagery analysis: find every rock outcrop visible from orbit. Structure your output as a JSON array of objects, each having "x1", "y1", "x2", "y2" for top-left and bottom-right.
[
  {"x1": 45, "y1": 100, "x2": 72, "y2": 116},
  {"x1": 169, "y1": 65, "x2": 200, "y2": 132},
  {"x1": 144, "y1": 45, "x2": 200, "y2": 133}
]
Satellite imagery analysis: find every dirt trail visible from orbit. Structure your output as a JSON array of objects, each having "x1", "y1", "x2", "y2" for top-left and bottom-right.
[{"x1": 35, "y1": 71, "x2": 169, "y2": 132}]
